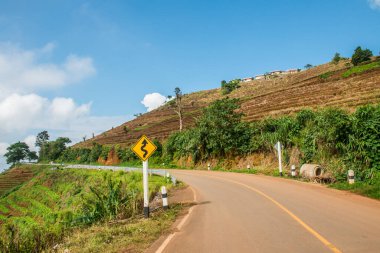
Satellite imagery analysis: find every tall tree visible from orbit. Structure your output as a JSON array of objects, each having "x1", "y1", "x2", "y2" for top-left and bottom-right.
[
  {"x1": 35, "y1": 131, "x2": 49, "y2": 147},
  {"x1": 174, "y1": 87, "x2": 184, "y2": 131},
  {"x1": 36, "y1": 131, "x2": 49, "y2": 161},
  {"x1": 4, "y1": 142, "x2": 33, "y2": 165},
  {"x1": 47, "y1": 137, "x2": 72, "y2": 161}
]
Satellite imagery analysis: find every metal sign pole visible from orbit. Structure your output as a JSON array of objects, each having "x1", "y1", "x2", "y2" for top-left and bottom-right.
[{"x1": 143, "y1": 159, "x2": 149, "y2": 218}]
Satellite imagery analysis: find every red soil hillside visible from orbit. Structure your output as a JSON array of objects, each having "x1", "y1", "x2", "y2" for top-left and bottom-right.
[
  {"x1": 76, "y1": 59, "x2": 380, "y2": 148},
  {"x1": 0, "y1": 165, "x2": 43, "y2": 196}
]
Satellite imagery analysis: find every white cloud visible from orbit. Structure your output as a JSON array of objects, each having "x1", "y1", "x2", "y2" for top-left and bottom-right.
[
  {"x1": 0, "y1": 143, "x2": 9, "y2": 156},
  {"x1": 0, "y1": 93, "x2": 91, "y2": 132},
  {"x1": 23, "y1": 135, "x2": 37, "y2": 151},
  {"x1": 369, "y1": 0, "x2": 380, "y2": 9},
  {"x1": 141, "y1": 93, "x2": 167, "y2": 112},
  {"x1": 0, "y1": 42, "x2": 95, "y2": 98}
]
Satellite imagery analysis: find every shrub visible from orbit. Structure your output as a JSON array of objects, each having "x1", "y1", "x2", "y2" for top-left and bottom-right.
[
  {"x1": 221, "y1": 79, "x2": 241, "y2": 95},
  {"x1": 351, "y1": 46, "x2": 373, "y2": 66},
  {"x1": 332, "y1": 53, "x2": 342, "y2": 64}
]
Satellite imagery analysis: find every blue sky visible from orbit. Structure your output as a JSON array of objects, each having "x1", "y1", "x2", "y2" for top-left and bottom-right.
[{"x1": 0, "y1": 0, "x2": 379, "y2": 170}]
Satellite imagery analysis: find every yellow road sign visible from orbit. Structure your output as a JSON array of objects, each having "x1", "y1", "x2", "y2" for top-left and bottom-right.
[{"x1": 131, "y1": 135, "x2": 157, "y2": 161}]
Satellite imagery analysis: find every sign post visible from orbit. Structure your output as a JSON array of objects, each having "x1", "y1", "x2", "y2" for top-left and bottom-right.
[
  {"x1": 131, "y1": 135, "x2": 157, "y2": 218},
  {"x1": 274, "y1": 141, "x2": 283, "y2": 177}
]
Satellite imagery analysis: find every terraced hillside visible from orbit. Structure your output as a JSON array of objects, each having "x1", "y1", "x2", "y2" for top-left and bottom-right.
[
  {"x1": 0, "y1": 165, "x2": 43, "y2": 196},
  {"x1": 77, "y1": 59, "x2": 380, "y2": 148}
]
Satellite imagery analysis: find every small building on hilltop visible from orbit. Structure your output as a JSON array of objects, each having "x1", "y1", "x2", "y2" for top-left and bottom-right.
[
  {"x1": 242, "y1": 77, "x2": 254, "y2": 82},
  {"x1": 255, "y1": 74, "x2": 266, "y2": 80},
  {"x1": 270, "y1": 70, "x2": 284, "y2": 75},
  {"x1": 286, "y1": 69, "x2": 299, "y2": 74}
]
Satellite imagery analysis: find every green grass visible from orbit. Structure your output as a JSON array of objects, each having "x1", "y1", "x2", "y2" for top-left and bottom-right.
[
  {"x1": 342, "y1": 61, "x2": 380, "y2": 78},
  {"x1": 319, "y1": 71, "x2": 334, "y2": 80},
  {"x1": 57, "y1": 204, "x2": 183, "y2": 253},
  {"x1": 329, "y1": 181, "x2": 380, "y2": 199},
  {"x1": 0, "y1": 165, "x2": 177, "y2": 252}
]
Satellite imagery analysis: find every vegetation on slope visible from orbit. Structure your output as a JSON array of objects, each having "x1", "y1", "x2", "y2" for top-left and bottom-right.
[
  {"x1": 342, "y1": 60, "x2": 380, "y2": 78},
  {"x1": 56, "y1": 100, "x2": 380, "y2": 185},
  {"x1": 0, "y1": 165, "x2": 176, "y2": 252}
]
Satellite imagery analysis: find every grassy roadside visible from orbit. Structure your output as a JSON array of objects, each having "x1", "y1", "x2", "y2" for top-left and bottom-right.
[
  {"x1": 0, "y1": 165, "x2": 182, "y2": 252},
  {"x1": 329, "y1": 181, "x2": 380, "y2": 199},
  {"x1": 56, "y1": 204, "x2": 183, "y2": 253}
]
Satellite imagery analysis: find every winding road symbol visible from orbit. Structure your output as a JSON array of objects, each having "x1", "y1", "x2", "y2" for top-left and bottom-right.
[
  {"x1": 131, "y1": 135, "x2": 157, "y2": 161},
  {"x1": 141, "y1": 139, "x2": 148, "y2": 158}
]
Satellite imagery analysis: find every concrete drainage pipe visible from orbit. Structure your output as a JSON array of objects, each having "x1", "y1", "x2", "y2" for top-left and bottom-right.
[{"x1": 300, "y1": 164, "x2": 324, "y2": 178}]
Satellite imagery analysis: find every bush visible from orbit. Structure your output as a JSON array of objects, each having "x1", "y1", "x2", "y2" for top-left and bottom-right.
[
  {"x1": 221, "y1": 79, "x2": 241, "y2": 95},
  {"x1": 351, "y1": 46, "x2": 373, "y2": 66},
  {"x1": 332, "y1": 53, "x2": 342, "y2": 64}
]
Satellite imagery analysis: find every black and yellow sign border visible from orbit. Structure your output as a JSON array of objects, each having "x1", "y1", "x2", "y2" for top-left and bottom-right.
[{"x1": 131, "y1": 135, "x2": 157, "y2": 161}]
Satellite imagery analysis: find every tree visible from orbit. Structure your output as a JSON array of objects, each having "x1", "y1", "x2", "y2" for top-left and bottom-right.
[
  {"x1": 304, "y1": 64, "x2": 313, "y2": 69},
  {"x1": 221, "y1": 79, "x2": 241, "y2": 95},
  {"x1": 48, "y1": 137, "x2": 71, "y2": 161},
  {"x1": 27, "y1": 151, "x2": 38, "y2": 161},
  {"x1": 351, "y1": 46, "x2": 373, "y2": 66},
  {"x1": 196, "y1": 98, "x2": 251, "y2": 158},
  {"x1": 174, "y1": 87, "x2": 184, "y2": 131},
  {"x1": 332, "y1": 53, "x2": 342, "y2": 64},
  {"x1": 35, "y1": 131, "x2": 49, "y2": 147},
  {"x1": 4, "y1": 142, "x2": 33, "y2": 165},
  {"x1": 36, "y1": 131, "x2": 49, "y2": 161}
]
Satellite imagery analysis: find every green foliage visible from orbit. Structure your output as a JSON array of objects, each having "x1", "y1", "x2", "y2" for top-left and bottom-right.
[
  {"x1": 0, "y1": 167, "x2": 170, "y2": 252},
  {"x1": 332, "y1": 52, "x2": 342, "y2": 64},
  {"x1": 342, "y1": 61, "x2": 380, "y2": 78},
  {"x1": 304, "y1": 64, "x2": 313, "y2": 69},
  {"x1": 35, "y1": 131, "x2": 49, "y2": 148},
  {"x1": 39, "y1": 136, "x2": 71, "y2": 162},
  {"x1": 319, "y1": 71, "x2": 333, "y2": 80},
  {"x1": 351, "y1": 46, "x2": 373, "y2": 66},
  {"x1": 77, "y1": 177, "x2": 137, "y2": 224},
  {"x1": 166, "y1": 98, "x2": 251, "y2": 162},
  {"x1": 344, "y1": 104, "x2": 380, "y2": 181},
  {"x1": 330, "y1": 173, "x2": 380, "y2": 199},
  {"x1": 221, "y1": 79, "x2": 241, "y2": 95},
  {"x1": 4, "y1": 142, "x2": 36, "y2": 165},
  {"x1": 165, "y1": 103, "x2": 379, "y2": 181}
]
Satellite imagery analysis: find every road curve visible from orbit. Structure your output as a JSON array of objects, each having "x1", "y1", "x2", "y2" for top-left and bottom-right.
[{"x1": 161, "y1": 170, "x2": 380, "y2": 253}]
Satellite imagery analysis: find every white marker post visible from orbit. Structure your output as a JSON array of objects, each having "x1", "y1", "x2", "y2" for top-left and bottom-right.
[
  {"x1": 161, "y1": 186, "x2": 169, "y2": 210},
  {"x1": 348, "y1": 170, "x2": 355, "y2": 184},
  {"x1": 291, "y1": 165, "x2": 296, "y2": 177},
  {"x1": 143, "y1": 160, "x2": 149, "y2": 218},
  {"x1": 276, "y1": 141, "x2": 283, "y2": 177}
]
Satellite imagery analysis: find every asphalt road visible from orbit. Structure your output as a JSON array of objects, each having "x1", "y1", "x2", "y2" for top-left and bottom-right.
[{"x1": 161, "y1": 170, "x2": 380, "y2": 253}]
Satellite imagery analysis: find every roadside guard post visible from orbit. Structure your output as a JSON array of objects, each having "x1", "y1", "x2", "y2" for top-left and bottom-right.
[
  {"x1": 131, "y1": 135, "x2": 157, "y2": 218},
  {"x1": 274, "y1": 141, "x2": 283, "y2": 176},
  {"x1": 161, "y1": 186, "x2": 169, "y2": 210},
  {"x1": 348, "y1": 170, "x2": 355, "y2": 184},
  {"x1": 291, "y1": 165, "x2": 296, "y2": 177}
]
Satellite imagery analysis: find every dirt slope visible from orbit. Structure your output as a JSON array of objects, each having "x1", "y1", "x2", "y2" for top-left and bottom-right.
[
  {"x1": 0, "y1": 165, "x2": 42, "y2": 196},
  {"x1": 76, "y1": 60, "x2": 380, "y2": 148}
]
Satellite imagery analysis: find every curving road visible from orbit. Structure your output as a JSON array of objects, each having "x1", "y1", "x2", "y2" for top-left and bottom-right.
[{"x1": 160, "y1": 170, "x2": 380, "y2": 253}]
